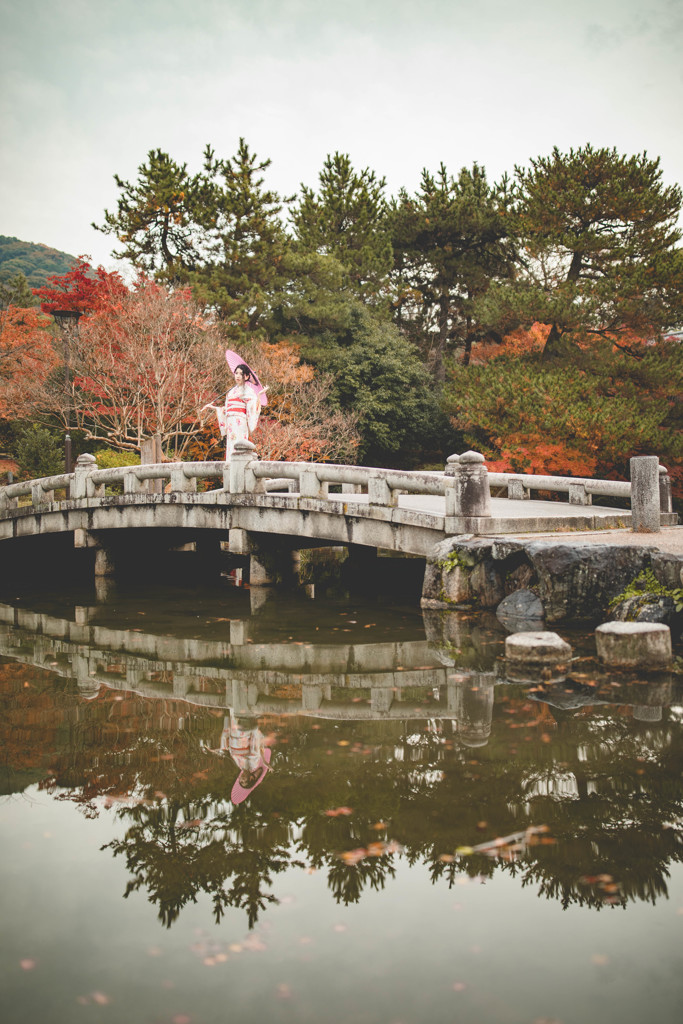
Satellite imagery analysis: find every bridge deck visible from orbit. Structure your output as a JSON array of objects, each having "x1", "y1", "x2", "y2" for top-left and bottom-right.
[{"x1": 337, "y1": 491, "x2": 642, "y2": 532}]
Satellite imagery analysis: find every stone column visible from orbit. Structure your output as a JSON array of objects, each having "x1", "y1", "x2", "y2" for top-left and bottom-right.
[
  {"x1": 70, "y1": 452, "x2": 98, "y2": 499},
  {"x1": 228, "y1": 440, "x2": 257, "y2": 494},
  {"x1": 446, "y1": 450, "x2": 491, "y2": 517},
  {"x1": 630, "y1": 456, "x2": 660, "y2": 532}
]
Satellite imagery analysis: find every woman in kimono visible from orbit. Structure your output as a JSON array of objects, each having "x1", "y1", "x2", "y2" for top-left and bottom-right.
[{"x1": 202, "y1": 363, "x2": 264, "y2": 460}]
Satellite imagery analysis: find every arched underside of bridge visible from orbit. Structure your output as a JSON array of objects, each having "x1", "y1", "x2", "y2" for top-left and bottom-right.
[{"x1": 0, "y1": 495, "x2": 437, "y2": 584}]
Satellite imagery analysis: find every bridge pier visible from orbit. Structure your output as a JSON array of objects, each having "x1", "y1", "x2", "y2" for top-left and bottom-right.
[{"x1": 74, "y1": 529, "x2": 116, "y2": 576}]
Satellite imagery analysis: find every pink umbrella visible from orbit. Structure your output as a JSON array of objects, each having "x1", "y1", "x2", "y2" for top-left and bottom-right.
[
  {"x1": 231, "y1": 746, "x2": 272, "y2": 805},
  {"x1": 225, "y1": 349, "x2": 268, "y2": 406}
]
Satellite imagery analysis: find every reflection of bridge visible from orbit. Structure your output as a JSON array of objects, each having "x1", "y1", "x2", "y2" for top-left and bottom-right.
[
  {"x1": 1, "y1": 601, "x2": 679, "y2": 739},
  {"x1": 0, "y1": 449, "x2": 675, "y2": 586},
  {"x1": 0, "y1": 601, "x2": 489, "y2": 727}
]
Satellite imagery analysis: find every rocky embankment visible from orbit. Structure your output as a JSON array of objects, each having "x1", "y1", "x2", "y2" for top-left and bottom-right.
[{"x1": 422, "y1": 537, "x2": 683, "y2": 636}]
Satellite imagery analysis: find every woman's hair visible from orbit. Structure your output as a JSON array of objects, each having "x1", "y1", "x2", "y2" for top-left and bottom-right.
[{"x1": 234, "y1": 363, "x2": 253, "y2": 382}]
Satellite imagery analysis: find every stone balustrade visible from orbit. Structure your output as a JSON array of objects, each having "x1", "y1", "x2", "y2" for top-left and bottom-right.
[{"x1": 0, "y1": 446, "x2": 673, "y2": 533}]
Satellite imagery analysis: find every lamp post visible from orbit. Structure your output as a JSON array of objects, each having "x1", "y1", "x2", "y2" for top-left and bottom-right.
[{"x1": 52, "y1": 309, "x2": 82, "y2": 473}]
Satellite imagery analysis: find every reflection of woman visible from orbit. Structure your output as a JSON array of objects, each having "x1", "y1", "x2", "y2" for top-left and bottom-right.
[
  {"x1": 202, "y1": 364, "x2": 264, "y2": 461},
  {"x1": 208, "y1": 711, "x2": 272, "y2": 805}
]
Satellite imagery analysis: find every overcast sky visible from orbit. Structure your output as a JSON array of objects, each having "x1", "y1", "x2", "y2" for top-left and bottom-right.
[{"x1": 1, "y1": 0, "x2": 681, "y2": 273}]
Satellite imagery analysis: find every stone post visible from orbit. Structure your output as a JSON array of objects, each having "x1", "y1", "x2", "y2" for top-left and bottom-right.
[
  {"x1": 444, "y1": 454, "x2": 460, "y2": 477},
  {"x1": 368, "y1": 473, "x2": 395, "y2": 506},
  {"x1": 507, "y1": 478, "x2": 529, "y2": 500},
  {"x1": 228, "y1": 440, "x2": 257, "y2": 494},
  {"x1": 70, "y1": 452, "x2": 98, "y2": 499},
  {"x1": 300, "y1": 468, "x2": 327, "y2": 499},
  {"x1": 659, "y1": 465, "x2": 673, "y2": 513},
  {"x1": 630, "y1": 456, "x2": 660, "y2": 532},
  {"x1": 446, "y1": 450, "x2": 491, "y2": 518},
  {"x1": 568, "y1": 482, "x2": 591, "y2": 505},
  {"x1": 170, "y1": 464, "x2": 197, "y2": 493}
]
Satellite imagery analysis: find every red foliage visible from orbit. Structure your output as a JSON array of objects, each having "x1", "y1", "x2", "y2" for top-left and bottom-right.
[{"x1": 34, "y1": 257, "x2": 128, "y2": 315}]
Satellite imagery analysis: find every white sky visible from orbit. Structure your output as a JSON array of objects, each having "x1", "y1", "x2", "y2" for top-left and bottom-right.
[{"x1": 1, "y1": 0, "x2": 681, "y2": 273}]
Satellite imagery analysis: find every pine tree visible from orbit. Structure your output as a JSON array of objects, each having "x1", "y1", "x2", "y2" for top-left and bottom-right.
[
  {"x1": 481, "y1": 145, "x2": 683, "y2": 359},
  {"x1": 188, "y1": 139, "x2": 289, "y2": 335},
  {"x1": 94, "y1": 149, "x2": 205, "y2": 279},
  {"x1": 291, "y1": 153, "x2": 393, "y2": 304},
  {"x1": 390, "y1": 163, "x2": 515, "y2": 379},
  {"x1": 0, "y1": 271, "x2": 37, "y2": 310}
]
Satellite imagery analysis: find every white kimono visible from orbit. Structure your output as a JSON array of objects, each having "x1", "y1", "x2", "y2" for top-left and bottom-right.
[{"x1": 214, "y1": 383, "x2": 261, "y2": 460}]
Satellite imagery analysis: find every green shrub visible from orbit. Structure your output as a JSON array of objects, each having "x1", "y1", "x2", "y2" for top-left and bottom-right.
[
  {"x1": 15, "y1": 424, "x2": 64, "y2": 479},
  {"x1": 93, "y1": 448, "x2": 141, "y2": 469}
]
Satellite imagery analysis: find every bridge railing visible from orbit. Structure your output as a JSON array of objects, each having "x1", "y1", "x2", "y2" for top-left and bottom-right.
[{"x1": 0, "y1": 446, "x2": 673, "y2": 531}]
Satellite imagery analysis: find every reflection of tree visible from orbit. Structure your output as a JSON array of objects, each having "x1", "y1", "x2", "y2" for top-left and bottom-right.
[
  {"x1": 104, "y1": 803, "x2": 293, "y2": 928},
  {"x1": 2, "y1": 661, "x2": 683, "y2": 927}
]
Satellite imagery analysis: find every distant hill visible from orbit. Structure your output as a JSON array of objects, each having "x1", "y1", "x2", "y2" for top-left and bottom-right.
[{"x1": 0, "y1": 235, "x2": 77, "y2": 289}]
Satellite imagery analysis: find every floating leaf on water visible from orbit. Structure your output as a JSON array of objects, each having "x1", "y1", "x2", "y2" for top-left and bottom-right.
[
  {"x1": 452, "y1": 982, "x2": 466, "y2": 991},
  {"x1": 91, "y1": 992, "x2": 110, "y2": 1005},
  {"x1": 455, "y1": 846, "x2": 474, "y2": 855},
  {"x1": 19, "y1": 959, "x2": 36, "y2": 970}
]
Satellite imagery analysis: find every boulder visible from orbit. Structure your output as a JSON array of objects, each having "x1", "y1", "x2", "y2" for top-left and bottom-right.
[
  {"x1": 496, "y1": 589, "x2": 544, "y2": 633},
  {"x1": 609, "y1": 593, "x2": 677, "y2": 626}
]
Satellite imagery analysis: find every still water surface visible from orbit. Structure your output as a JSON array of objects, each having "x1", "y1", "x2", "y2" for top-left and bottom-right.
[{"x1": 1, "y1": 573, "x2": 682, "y2": 1024}]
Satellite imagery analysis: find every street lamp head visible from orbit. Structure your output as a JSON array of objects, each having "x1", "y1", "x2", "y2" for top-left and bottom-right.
[{"x1": 52, "y1": 309, "x2": 83, "y2": 326}]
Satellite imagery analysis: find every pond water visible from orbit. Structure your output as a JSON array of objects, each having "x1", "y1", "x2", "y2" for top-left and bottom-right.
[{"x1": 1, "y1": 567, "x2": 682, "y2": 1024}]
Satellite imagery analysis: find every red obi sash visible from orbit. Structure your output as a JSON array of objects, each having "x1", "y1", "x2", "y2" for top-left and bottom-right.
[{"x1": 226, "y1": 396, "x2": 248, "y2": 417}]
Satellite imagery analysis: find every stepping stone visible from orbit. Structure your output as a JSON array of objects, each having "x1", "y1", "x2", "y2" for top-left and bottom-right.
[
  {"x1": 505, "y1": 631, "x2": 572, "y2": 663},
  {"x1": 595, "y1": 621, "x2": 671, "y2": 668}
]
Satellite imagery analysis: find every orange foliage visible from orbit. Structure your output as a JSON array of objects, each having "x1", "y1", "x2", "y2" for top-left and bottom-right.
[
  {"x1": 485, "y1": 435, "x2": 600, "y2": 477},
  {"x1": 471, "y1": 323, "x2": 549, "y2": 364},
  {"x1": 0, "y1": 305, "x2": 58, "y2": 418},
  {"x1": 191, "y1": 339, "x2": 360, "y2": 464}
]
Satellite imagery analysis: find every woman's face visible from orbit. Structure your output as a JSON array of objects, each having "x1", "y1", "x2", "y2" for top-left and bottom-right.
[{"x1": 233, "y1": 367, "x2": 244, "y2": 384}]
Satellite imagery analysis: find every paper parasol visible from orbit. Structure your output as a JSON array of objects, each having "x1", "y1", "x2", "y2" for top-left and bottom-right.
[
  {"x1": 225, "y1": 349, "x2": 268, "y2": 406},
  {"x1": 230, "y1": 746, "x2": 272, "y2": 805}
]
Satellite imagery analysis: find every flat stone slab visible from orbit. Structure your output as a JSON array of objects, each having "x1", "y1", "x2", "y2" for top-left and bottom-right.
[
  {"x1": 505, "y1": 631, "x2": 572, "y2": 663},
  {"x1": 595, "y1": 621, "x2": 672, "y2": 668}
]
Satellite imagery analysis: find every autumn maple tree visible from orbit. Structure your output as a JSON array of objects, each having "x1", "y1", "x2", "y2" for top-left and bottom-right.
[
  {"x1": 0, "y1": 305, "x2": 57, "y2": 419},
  {"x1": 11, "y1": 263, "x2": 226, "y2": 456},
  {"x1": 34, "y1": 256, "x2": 127, "y2": 314}
]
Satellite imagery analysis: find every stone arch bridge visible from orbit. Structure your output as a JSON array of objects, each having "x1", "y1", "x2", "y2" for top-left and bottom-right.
[{"x1": 0, "y1": 445, "x2": 674, "y2": 590}]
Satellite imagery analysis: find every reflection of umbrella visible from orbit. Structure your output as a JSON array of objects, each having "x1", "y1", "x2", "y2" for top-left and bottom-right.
[
  {"x1": 231, "y1": 746, "x2": 272, "y2": 805},
  {"x1": 225, "y1": 349, "x2": 268, "y2": 406}
]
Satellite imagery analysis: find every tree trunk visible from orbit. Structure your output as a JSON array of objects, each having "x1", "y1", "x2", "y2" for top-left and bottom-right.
[{"x1": 541, "y1": 322, "x2": 577, "y2": 361}]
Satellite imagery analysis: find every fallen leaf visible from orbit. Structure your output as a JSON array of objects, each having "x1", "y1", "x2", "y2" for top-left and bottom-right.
[
  {"x1": 91, "y1": 992, "x2": 110, "y2": 1005},
  {"x1": 20, "y1": 959, "x2": 36, "y2": 970}
]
